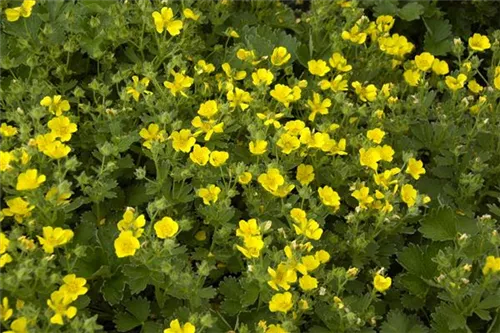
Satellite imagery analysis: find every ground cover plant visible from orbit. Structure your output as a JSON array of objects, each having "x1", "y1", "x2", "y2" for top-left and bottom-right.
[{"x1": 1, "y1": 0, "x2": 500, "y2": 332}]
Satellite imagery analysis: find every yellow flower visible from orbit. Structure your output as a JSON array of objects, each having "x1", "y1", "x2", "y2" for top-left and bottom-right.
[
  {"x1": 117, "y1": 208, "x2": 146, "y2": 238},
  {"x1": 401, "y1": 184, "x2": 417, "y2": 207},
  {"x1": 1, "y1": 297, "x2": 13, "y2": 321},
  {"x1": 293, "y1": 219, "x2": 323, "y2": 240},
  {"x1": 238, "y1": 172, "x2": 252, "y2": 185},
  {"x1": 164, "y1": 71, "x2": 194, "y2": 97},
  {"x1": 268, "y1": 264, "x2": 297, "y2": 291},
  {"x1": 198, "y1": 184, "x2": 221, "y2": 205},
  {"x1": 359, "y1": 147, "x2": 381, "y2": 171},
  {"x1": 431, "y1": 59, "x2": 449, "y2": 75},
  {"x1": 192, "y1": 117, "x2": 224, "y2": 141},
  {"x1": 376, "y1": 15, "x2": 394, "y2": 33},
  {"x1": 126, "y1": 76, "x2": 152, "y2": 101},
  {"x1": 378, "y1": 33, "x2": 414, "y2": 57},
  {"x1": 59, "y1": 274, "x2": 88, "y2": 302},
  {"x1": 42, "y1": 141, "x2": 71, "y2": 159},
  {"x1": 468, "y1": 80, "x2": 484, "y2": 94},
  {"x1": 227, "y1": 88, "x2": 252, "y2": 111},
  {"x1": 296, "y1": 164, "x2": 314, "y2": 185},
  {"x1": 366, "y1": 128, "x2": 385, "y2": 144},
  {"x1": 352, "y1": 81, "x2": 377, "y2": 102},
  {"x1": 195, "y1": 230, "x2": 206, "y2": 241},
  {"x1": 258, "y1": 168, "x2": 285, "y2": 193},
  {"x1": 227, "y1": 28, "x2": 239, "y2": 38},
  {"x1": 277, "y1": 133, "x2": 300, "y2": 154},
  {"x1": 197, "y1": 100, "x2": 218, "y2": 118},
  {"x1": 0, "y1": 253, "x2": 13, "y2": 268},
  {"x1": 37, "y1": 226, "x2": 74, "y2": 254},
  {"x1": 307, "y1": 60, "x2": 330, "y2": 77},
  {"x1": 482, "y1": 256, "x2": 500, "y2": 275},
  {"x1": 0, "y1": 233, "x2": 9, "y2": 255},
  {"x1": 139, "y1": 123, "x2": 167, "y2": 150},
  {"x1": 445, "y1": 74, "x2": 467, "y2": 91},
  {"x1": 164, "y1": 319, "x2": 196, "y2": 333},
  {"x1": 236, "y1": 48, "x2": 256, "y2": 61},
  {"x1": 209, "y1": 151, "x2": 229, "y2": 167},
  {"x1": 256, "y1": 112, "x2": 284, "y2": 128},
  {"x1": 0, "y1": 123, "x2": 18, "y2": 137},
  {"x1": 190, "y1": 144, "x2": 211, "y2": 166},
  {"x1": 252, "y1": 68, "x2": 274, "y2": 86},
  {"x1": 114, "y1": 231, "x2": 140, "y2": 258},
  {"x1": 195, "y1": 60, "x2": 215, "y2": 74},
  {"x1": 307, "y1": 92, "x2": 331, "y2": 122},
  {"x1": 494, "y1": 67, "x2": 500, "y2": 90},
  {"x1": 45, "y1": 186, "x2": 72, "y2": 205},
  {"x1": 377, "y1": 145, "x2": 394, "y2": 162},
  {"x1": 2, "y1": 197, "x2": 34, "y2": 223},
  {"x1": 40, "y1": 95, "x2": 70, "y2": 116},
  {"x1": 318, "y1": 186, "x2": 340, "y2": 209},
  {"x1": 222, "y1": 63, "x2": 247, "y2": 81},
  {"x1": 154, "y1": 216, "x2": 179, "y2": 239},
  {"x1": 404, "y1": 69, "x2": 421, "y2": 87},
  {"x1": 468, "y1": 33, "x2": 491, "y2": 52},
  {"x1": 48, "y1": 116, "x2": 78, "y2": 142},
  {"x1": 297, "y1": 255, "x2": 320, "y2": 275},
  {"x1": 315, "y1": 250, "x2": 331, "y2": 263},
  {"x1": 373, "y1": 274, "x2": 392, "y2": 292},
  {"x1": 4, "y1": 316, "x2": 28, "y2": 333},
  {"x1": 152, "y1": 7, "x2": 183, "y2": 35},
  {"x1": 270, "y1": 84, "x2": 296, "y2": 107},
  {"x1": 47, "y1": 291, "x2": 77, "y2": 325},
  {"x1": 406, "y1": 158, "x2": 426, "y2": 180},
  {"x1": 284, "y1": 120, "x2": 306, "y2": 136},
  {"x1": 373, "y1": 167, "x2": 401, "y2": 189},
  {"x1": 236, "y1": 219, "x2": 260, "y2": 239},
  {"x1": 328, "y1": 52, "x2": 352, "y2": 72},
  {"x1": 16, "y1": 169, "x2": 46, "y2": 191},
  {"x1": 269, "y1": 292, "x2": 293, "y2": 313},
  {"x1": 266, "y1": 324, "x2": 288, "y2": 333},
  {"x1": 5, "y1": 0, "x2": 36, "y2": 22},
  {"x1": 236, "y1": 236, "x2": 264, "y2": 259},
  {"x1": 414, "y1": 52, "x2": 435, "y2": 72},
  {"x1": 249, "y1": 140, "x2": 268, "y2": 155},
  {"x1": 170, "y1": 129, "x2": 196, "y2": 153},
  {"x1": 35, "y1": 132, "x2": 56, "y2": 152},
  {"x1": 0, "y1": 151, "x2": 15, "y2": 172},
  {"x1": 271, "y1": 47, "x2": 291, "y2": 66},
  {"x1": 183, "y1": 8, "x2": 200, "y2": 21},
  {"x1": 341, "y1": 25, "x2": 367, "y2": 44},
  {"x1": 299, "y1": 275, "x2": 318, "y2": 291},
  {"x1": 319, "y1": 75, "x2": 348, "y2": 92}
]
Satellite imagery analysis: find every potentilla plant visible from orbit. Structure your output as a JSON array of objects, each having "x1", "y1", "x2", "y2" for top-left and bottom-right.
[{"x1": 1, "y1": 0, "x2": 500, "y2": 332}]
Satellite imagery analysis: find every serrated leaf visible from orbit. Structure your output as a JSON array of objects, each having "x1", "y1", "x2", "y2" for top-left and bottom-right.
[
  {"x1": 141, "y1": 321, "x2": 162, "y2": 333},
  {"x1": 219, "y1": 277, "x2": 242, "y2": 301},
  {"x1": 398, "y1": 3, "x2": 424, "y2": 21},
  {"x1": 101, "y1": 272, "x2": 126, "y2": 305},
  {"x1": 114, "y1": 312, "x2": 141, "y2": 332},
  {"x1": 419, "y1": 208, "x2": 477, "y2": 241},
  {"x1": 125, "y1": 297, "x2": 150, "y2": 323},
  {"x1": 432, "y1": 305, "x2": 467, "y2": 331},
  {"x1": 397, "y1": 244, "x2": 438, "y2": 279},
  {"x1": 381, "y1": 310, "x2": 429, "y2": 333}
]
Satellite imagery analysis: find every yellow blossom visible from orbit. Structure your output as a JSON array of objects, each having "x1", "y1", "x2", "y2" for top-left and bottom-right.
[
  {"x1": 236, "y1": 219, "x2": 260, "y2": 239},
  {"x1": 377, "y1": 145, "x2": 394, "y2": 162},
  {"x1": 0, "y1": 151, "x2": 15, "y2": 172},
  {"x1": 48, "y1": 116, "x2": 78, "y2": 142},
  {"x1": 404, "y1": 69, "x2": 421, "y2": 87},
  {"x1": 406, "y1": 158, "x2": 426, "y2": 180},
  {"x1": 164, "y1": 319, "x2": 196, "y2": 333},
  {"x1": 270, "y1": 84, "x2": 296, "y2": 107},
  {"x1": 378, "y1": 33, "x2": 414, "y2": 58},
  {"x1": 431, "y1": 59, "x2": 449, "y2": 75},
  {"x1": 197, "y1": 100, "x2": 218, "y2": 118},
  {"x1": 117, "y1": 209, "x2": 146, "y2": 238},
  {"x1": 0, "y1": 253, "x2": 13, "y2": 268},
  {"x1": 482, "y1": 256, "x2": 500, "y2": 275},
  {"x1": 329, "y1": 52, "x2": 352, "y2": 72},
  {"x1": 318, "y1": 186, "x2": 341, "y2": 210},
  {"x1": 154, "y1": 216, "x2": 179, "y2": 239},
  {"x1": 5, "y1": 0, "x2": 36, "y2": 22},
  {"x1": 45, "y1": 186, "x2": 72, "y2": 205},
  {"x1": 114, "y1": 231, "x2": 140, "y2": 258},
  {"x1": 256, "y1": 112, "x2": 284, "y2": 128},
  {"x1": 299, "y1": 275, "x2": 318, "y2": 291},
  {"x1": 192, "y1": 117, "x2": 224, "y2": 141},
  {"x1": 373, "y1": 274, "x2": 392, "y2": 292},
  {"x1": 59, "y1": 274, "x2": 88, "y2": 302},
  {"x1": 401, "y1": 184, "x2": 417, "y2": 207},
  {"x1": 16, "y1": 169, "x2": 46, "y2": 191},
  {"x1": 37, "y1": 226, "x2": 74, "y2": 254},
  {"x1": 139, "y1": 123, "x2": 167, "y2": 150},
  {"x1": 195, "y1": 60, "x2": 215, "y2": 74},
  {"x1": 258, "y1": 168, "x2": 285, "y2": 193},
  {"x1": 268, "y1": 264, "x2": 297, "y2": 291},
  {"x1": 296, "y1": 164, "x2": 314, "y2": 185},
  {"x1": 249, "y1": 140, "x2": 268, "y2": 155},
  {"x1": 47, "y1": 291, "x2": 77, "y2": 325},
  {"x1": 170, "y1": 129, "x2": 196, "y2": 153},
  {"x1": 468, "y1": 80, "x2": 484, "y2": 94},
  {"x1": 352, "y1": 81, "x2": 377, "y2": 102},
  {"x1": 0, "y1": 297, "x2": 13, "y2": 321},
  {"x1": 126, "y1": 76, "x2": 152, "y2": 101},
  {"x1": 2, "y1": 197, "x2": 34, "y2": 223},
  {"x1": 307, "y1": 92, "x2": 331, "y2": 121},
  {"x1": 0, "y1": 123, "x2": 18, "y2": 137},
  {"x1": 352, "y1": 186, "x2": 374, "y2": 210},
  {"x1": 4, "y1": 316, "x2": 28, "y2": 333},
  {"x1": 43, "y1": 141, "x2": 71, "y2": 159},
  {"x1": 284, "y1": 120, "x2": 306, "y2": 136},
  {"x1": 468, "y1": 33, "x2": 491, "y2": 52},
  {"x1": 366, "y1": 128, "x2": 385, "y2": 144},
  {"x1": 376, "y1": 15, "x2": 394, "y2": 33},
  {"x1": 152, "y1": 7, "x2": 183, "y2": 35},
  {"x1": 341, "y1": 25, "x2": 367, "y2": 44},
  {"x1": 238, "y1": 172, "x2": 252, "y2": 185},
  {"x1": 319, "y1": 75, "x2": 348, "y2": 92},
  {"x1": 198, "y1": 184, "x2": 221, "y2": 205},
  {"x1": 494, "y1": 67, "x2": 500, "y2": 90},
  {"x1": 373, "y1": 168, "x2": 400, "y2": 189},
  {"x1": 445, "y1": 74, "x2": 467, "y2": 91},
  {"x1": 209, "y1": 151, "x2": 229, "y2": 167},
  {"x1": 40, "y1": 95, "x2": 70, "y2": 116},
  {"x1": 359, "y1": 147, "x2": 381, "y2": 171},
  {"x1": 277, "y1": 133, "x2": 300, "y2": 154},
  {"x1": 227, "y1": 87, "x2": 252, "y2": 110},
  {"x1": 269, "y1": 292, "x2": 293, "y2": 313},
  {"x1": 236, "y1": 236, "x2": 264, "y2": 259},
  {"x1": 35, "y1": 133, "x2": 56, "y2": 152},
  {"x1": 252, "y1": 68, "x2": 274, "y2": 86},
  {"x1": 195, "y1": 231, "x2": 206, "y2": 241},
  {"x1": 183, "y1": 8, "x2": 200, "y2": 21},
  {"x1": 190, "y1": 144, "x2": 210, "y2": 166},
  {"x1": 308, "y1": 60, "x2": 330, "y2": 77},
  {"x1": 414, "y1": 52, "x2": 435, "y2": 72},
  {"x1": 271, "y1": 47, "x2": 291, "y2": 66}
]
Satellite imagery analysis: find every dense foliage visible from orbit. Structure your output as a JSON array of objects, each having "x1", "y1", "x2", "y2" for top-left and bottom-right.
[{"x1": 1, "y1": 0, "x2": 500, "y2": 332}]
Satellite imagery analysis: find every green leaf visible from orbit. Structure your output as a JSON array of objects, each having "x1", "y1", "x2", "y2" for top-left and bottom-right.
[
  {"x1": 141, "y1": 321, "x2": 162, "y2": 333},
  {"x1": 101, "y1": 272, "x2": 126, "y2": 305},
  {"x1": 432, "y1": 305, "x2": 467, "y2": 331},
  {"x1": 419, "y1": 208, "x2": 477, "y2": 241},
  {"x1": 423, "y1": 18, "x2": 452, "y2": 56},
  {"x1": 397, "y1": 244, "x2": 438, "y2": 279},
  {"x1": 381, "y1": 310, "x2": 429, "y2": 333},
  {"x1": 398, "y1": 3, "x2": 424, "y2": 21},
  {"x1": 114, "y1": 312, "x2": 142, "y2": 332},
  {"x1": 125, "y1": 297, "x2": 150, "y2": 323},
  {"x1": 477, "y1": 293, "x2": 500, "y2": 309}
]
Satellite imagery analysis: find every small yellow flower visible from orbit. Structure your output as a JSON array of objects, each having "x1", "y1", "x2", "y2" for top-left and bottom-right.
[
  {"x1": 352, "y1": 81, "x2": 377, "y2": 102},
  {"x1": 164, "y1": 319, "x2": 196, "y2": 333},
  {"x1": 341, "y1": 25, "x2": 367, "y2": 44},
  {"x1": 45, "y1": 186, "x2": 72, "y2": 205},
  {"x1": 445, "y1": 74, "x2": 467, "y2": 91},
  {"x1": 4, "y1": 316, "x2": 28, "y2": 332},
  {"x1": 164, "y1": 71, "x2": 194, "y2": 97},
  {"x1": 249, "y1": 140, "x2": 268, "y2": 155},
  {"x1": 277, "y1": 133, "x2": 300, "y2": 154},
  {"x1": 366, "y1": 128, "x2": 385, "y2": 144},
  {"x1": 352, "y1": 186, "x2": 374, "y2": 210},
  {"x1": 307, "y1": 60, "x2": 330, "y2": 77},
  {"x1": 170, "y1": 129, "x2": 196, "y2": 153},
  {"x1": 0, "y1": 297, "x2": 13, "y2": 321},
  {"x1": 197, "y1": 100, "x2": 218, "y2": 118},
  {"x1": 482, "y1": 256, "x2": 500, "y2": 275},
  {"x1": 126, "y1": 76, "x2": 152, "y2": 101},
  {"x1": 376, "y1": 15, "x2": 394, "y2": 33},
  {"x1": 266, "y1": 324, "x2": 288, "y2": 333},
  {"x1": 270, "y1": 84, "x2": 295, "y2": 107},
  {"x1": 154, "y1": 216, "x2": 179, "y2": 239},
  {"x1": 299, "y1": 275, "x2": 318, "y2": 291},
  {"x1": 319, "y1": 75, "x2": 348, "y2": 92},
  {"x1": 468, "y1": 33, "x2": 491, "y2": 52},
  {"x1": 359, "y1": 147, "x2": 381, "y2": 171},
  {"x1": 406, "y1": 158, "x2": 426, "y2": 180},
  {"x1": 258, "y1": 168, "x2": 284, "y2": 193},
  {"x1": 198, "y1": 184, "x2": 221, "y2": 205},
  {"x1": 468, "y1": 80, "x2": 484, "y2": 94},
  {"x1": 307, "y1": 92, "x2": 331, "y2": 122},
  {"x1": 252, "y1": 68, "x2": 274, "y2": 86},
  {"x1": 0, "y1": 253, "x2": 13, "y2": 268},
  {"x1": 414, "y1": 52, "x2": 435, "y2": 72},
  {"x1": 5, "y1": 0, "x2": 36, "y2": 22},
  {"x1": 139, "y1": 123, "x2": 167, "y2": 150},
  {"x1": 48, "y1": 116, "x2": 78, "y2": 142},
  {"x1": 42, "y1": 141, "x2": 71, "y2": 159},
  {"x1": 236, "y1": 219, "x2": 260, "y2": 239},
  {"x1": 296, "y1": 164, "x2": 314, "y2": 185},
  {"x1": 16, "y1": 169, "x2": 46, "y2": 191},
  {"x1": 47, "y1": 291, "x2": 77, "y2": 325},
  {"x1": 37, "y1": 226, "x2": 74, "y2": 254},
  {"x1": 373, "y1": 274, "x2": 392, "y2": 292},
  {"x1": 114, "y1": 231, "x2": 140, "y2": 258},
  {"x1": 271, "y1": 47, "x2": 291, "y2": 66},
  {"x1": 117, "y1": 208, "x2": 146, "y2": 238},
  {"x1": 183, "y1": 8, "x2": 200, "y2": 21},
  {"x1": 190, "y1": 144, "x2": 211, "y2": 166},
  {"x1": 227, "y1": 88, "x2": 252, "y2": 110},
  {"x1": 195, "y1": 60, "x2": 215, "y2": 74},
  {"x1": 2, "y1": 197, "x2": 34, "y2": 223},
  {"x1": 431, "y1": 59, "x2": 449, "y2": 75},
  {"x1": 267, "y1": 264, "x2": 297, "y2": 291},
  {"x1": 59, "y1": 274, "x2": 88, "y2": 302},
  {"x1": 318, "y1": 186, "x2": 340, "y2": 210},
  {"x1": 238, "y1": 172, "x2": 252, "y2": 185},
  {"x1": 0, "y1": 151, "x2": 15, "y2": 172},
  {"x1": 269, "y1": 292, "x2": 293, "y2": 313},
  {"x1": 209, "y1": 151, "x2": 229, "y2": 167},
  {"x1": 0, "y1": 123, "x2": 18, "y2": 137},
  {"x1": 377, "y1": 145, "x2": 394, "y2": 162},
  {"x1": 195, "y1": 230, "x2": 206, "y2": 241},
  {"x1": 328, "y1": 52, "x2": 352, "y2": 72},
  {"x1": 152, "y1": 7, "x2": 183, "y2": 35},
  {"x1": 494, "y1": 66, "x2": 500, "y2": 90},
  {"x1": 236, "y1": 236, "x2": 264, "y2": 259},
  {"x1": 404, "y1": 69, "x2": 421, "y2": 87},
  {"x1": 401, "y1": 184, "x2": 417, "y2": 207},
  {"x1": 40, "y1": 95, "x2": 70, "y2": 116}
]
